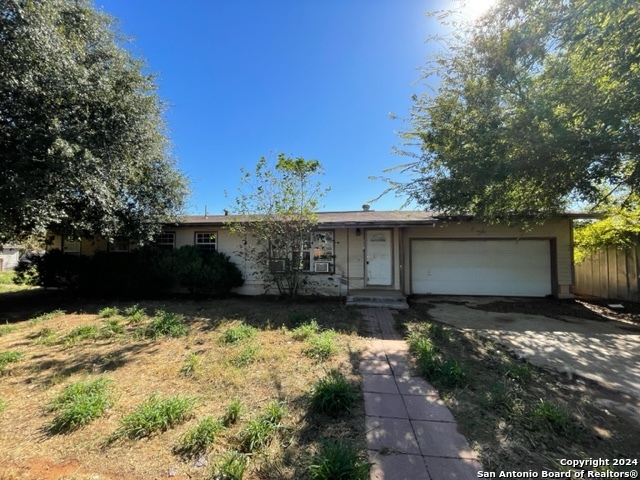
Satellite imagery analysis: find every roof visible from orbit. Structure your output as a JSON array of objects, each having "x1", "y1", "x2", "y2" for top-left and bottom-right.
[
  {"x1": 172, "y1": 210, "x2": 438, "y2": 228},
  {"x1": 170, "y1": 209, "x2": 599, "y2": 228}
]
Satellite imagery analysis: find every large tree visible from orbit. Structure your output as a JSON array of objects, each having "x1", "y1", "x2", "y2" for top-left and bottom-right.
[
  {"x1": 0, "y1": 0, "x2": 188, "y2": 244},
  {"x1": 388, "y1": 0, "x2": 640, "y2": 221},
  {"x1": 229, "y1": 153, "x2": 328, "y2": 297}
]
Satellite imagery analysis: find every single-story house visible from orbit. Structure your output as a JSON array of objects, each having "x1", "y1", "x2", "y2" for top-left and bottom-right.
[
  {"x1": 49, "y1": 209, "x2": 587, "y2": 299},
  {"x1": 0, "y1": 245, "x2": 23, "y2": 271}
]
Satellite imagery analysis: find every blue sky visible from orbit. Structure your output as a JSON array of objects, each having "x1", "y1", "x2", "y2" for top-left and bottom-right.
[{"x1": 97, "y1": 1, "x2": 462, "y2": 215}]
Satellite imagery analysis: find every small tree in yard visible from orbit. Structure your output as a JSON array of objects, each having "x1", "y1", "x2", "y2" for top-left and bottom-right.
[{"x1": 229, "y1": 153, "x2": 328, "y2": 297}]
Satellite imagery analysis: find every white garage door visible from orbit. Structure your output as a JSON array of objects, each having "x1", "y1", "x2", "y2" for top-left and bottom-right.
[{"x1": 411, "y1": 239, "x2": 552, "y2": 296}]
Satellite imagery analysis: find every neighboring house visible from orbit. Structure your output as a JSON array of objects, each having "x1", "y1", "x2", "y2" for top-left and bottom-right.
[
  {"x1": 0, "y1": 245, "x2": 23, "y2": 271},
  {"x1": 49, "y1": 209, "x2": 588, "y2": 299}
]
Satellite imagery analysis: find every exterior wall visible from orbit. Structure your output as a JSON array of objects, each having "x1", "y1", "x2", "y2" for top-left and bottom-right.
[
  {"x1": 49, "y1": 236, "x2": 108, "y2": 255},
  {"x1": 403, "y1": 218, "x2": 574, "y2": 298},
  {"x1": 574, "y1": 245, "x2": 640, "y2": 302}
]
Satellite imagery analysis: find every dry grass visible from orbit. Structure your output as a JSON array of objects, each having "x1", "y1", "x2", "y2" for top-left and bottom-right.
[{"x1": 0, "y1": 297, "x2": 367, "y2": 479}]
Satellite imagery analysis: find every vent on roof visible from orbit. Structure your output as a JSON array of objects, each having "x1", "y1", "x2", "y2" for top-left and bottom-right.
[{"x1": 362, "y1": 204, "x2": 370, "y2": 211}]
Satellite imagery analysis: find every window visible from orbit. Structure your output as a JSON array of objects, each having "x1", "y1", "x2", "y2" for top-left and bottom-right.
[
  {"x1": 155, "y1": 232, "x2": 175, "y2": 250},
  {"x1": 63, "y1": 237, "x2": 81, "y2": 254},
  {"x1": 303, "y1": 231, "x2": 334, "y2": 273},
  {"x1": 195, "y1": 232, "x2": 216, "y2": 252},
  {"x1": 109, "y1": 236, "x2": 129, "y2": 253}
]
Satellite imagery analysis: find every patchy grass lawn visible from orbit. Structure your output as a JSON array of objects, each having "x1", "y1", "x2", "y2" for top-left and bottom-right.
[
  {"x1": 0, "y1": 271, "x2": 38, "y2": 294},
  {"x1": 0, "y1": 297, "x2": 368, "y2": 479},
  {"x1": 397, "y1": 304, "x2": 640, "y2": 476}
]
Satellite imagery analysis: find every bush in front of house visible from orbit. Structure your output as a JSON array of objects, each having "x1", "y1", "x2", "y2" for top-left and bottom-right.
[{"x1": 14, "y1": 246, "x2": 244, "y2": 297}]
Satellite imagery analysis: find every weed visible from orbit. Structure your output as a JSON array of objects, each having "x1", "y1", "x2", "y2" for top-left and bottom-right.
[
  {"x1": 291, "y1": 320, "x2": 321, "y2": 340},
  {"x1": 174, "y1": 416, "x2": 224, "y2": 457},
  {"x1": 238, "y1": 400, "x2": 287, "y2": 452},
  {"x1": 426, "y1": 322, "x2": 449, "y2": 341},
  {"x1": 479, "y1": 381, "x2": 515, "y2": 414},
  {"x1": 408, "y1": 334, "x2": 438, "y2": 357},
  {"x1": 113, "y1": 394, "x2": 196, "y2": 440},
  {"x1": 304, "y1": 331, "x2": 338, "y2": 360},
  {"x1": 438, "y1": 358, "x2": 467, "y2": 388},
  {"x1": 532, "y1": 400, "x2": 580, "y2": 437},
  {"x1": 145, "y1": 310, "x2": 188, "y2": 339},
  {"x1": 100, "y1": 318, "x2": 125, "y2": 338},
  {"x1": 29, "y1": 327, "x2": 57, "y2": 345},
  {"x1": 29, "y1": 309, "x2": 65, "y2": 324},
  {"x1": 0, "y1": 324, "x2": 17, "y2": 336},
  {"x1": 0, "y1": 398, "x2": 5, "y2": 413},
  {"x1": 47, "y1": 378, "x2": 113, "y2": 434},
  {"x1": 210, "y1": 450, "x2": 248, "y2": 480},
  {"x1": 0, "y1": 350, "x2": 22, "y2": 374},
  {"x1": 504, "y1": 360, "x2": 532, "y2": 384},
  {"x1": 310, "y1": 370, "x2": 357, "y2": 417},
  {"x1": 220, "y1": 323, "x2": 257, "y2": 344},
  {"x1": 98, "y1": 307, "x2": 120, "y2": 318},
  {"x1": 180, "y1": 352, "x2": 203, "y2": 378},
  {"x1": 63, "y1": 325, "x2": 100, "y2": 346},
  {"x1": 222, "y1": 399, "x2": 242, "y2": 427},
  {"x1": 408, "y1": 331, "x2": 466, "y2": 389},
  {"x1": 308, "y1": 440, "x2": 371, "y2": 480},
  {"x1": 124, "y1": 305, "x2": 147, "y2": 324},
  {"x1": 230, "y1": 343, "x2": 260, "y2": 367}
]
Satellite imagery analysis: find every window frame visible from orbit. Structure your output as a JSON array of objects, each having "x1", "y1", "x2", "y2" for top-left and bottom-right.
[
  {"x1": 155, "y1": 231, "x2": 176, "y2": 250},
  {"x1": 62, "y1": 236, "x2": 81, "y2": 254},
  {"x1": 194, "y1": 231, "x2": 217, "y2": 253},
  {"x1": 303, "y1": 230, "x2": 335, "y2": 274},
  {"x1": 108, "y1": 236, "x2": 130, "y2": 253}
]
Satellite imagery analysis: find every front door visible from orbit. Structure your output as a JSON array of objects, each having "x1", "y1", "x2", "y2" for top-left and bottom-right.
[{"x1": 366, "y1": 229, "x2": 392, "y2": 286}]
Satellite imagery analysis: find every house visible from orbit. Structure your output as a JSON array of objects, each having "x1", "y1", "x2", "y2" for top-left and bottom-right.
[
  {"x1": 49, "y1": 209, "x2": 586, "y2": 299},
  {"x1": 0, "y1": 245, "x2": 23, "y2": 271}
]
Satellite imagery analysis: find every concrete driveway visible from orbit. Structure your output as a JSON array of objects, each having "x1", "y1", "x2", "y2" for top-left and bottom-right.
[{"x1": 415, "y1": 297, "x2": 640, "y2": 405}]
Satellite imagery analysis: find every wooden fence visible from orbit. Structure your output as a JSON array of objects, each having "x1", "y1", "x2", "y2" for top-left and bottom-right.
[{"x1": 574, "y1": 245, "x2": 640, "y2": 302}]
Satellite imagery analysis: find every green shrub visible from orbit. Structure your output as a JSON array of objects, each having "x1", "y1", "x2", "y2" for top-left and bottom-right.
[
  {"x1": 291, "y1": 320, "x2": 321, "y2": 340},
  {"x1": 222, "y1": 399, "x2": 243, "y2": 427},
  {"x1": 310, "y1": 370, "x2": 357, "y2": 417},
  {"x1": 123, "y1": 305, "x2": 147, "y2": 323},
  {"x1": 532, "y1": 400, "x2": 580, "y2": 437},
  {"x1": 210, "y1": 450, "x2": 248, "y2": 480},
  {"x1": 98, "y1": 307, "x2": 120, "y2": 318},
  {"x1": 308, "y1": 440, "x2": 371, "y2": 480},
  {"x1": 0, "y1": 351, "x2": 23, "y2": 374},
  {"x1": 63, "y1": 325, "x2": 100, "y2": 345},
  {"x1": 230, "y1": 343, "x2": 260, "y2": 367},
  {"x1": 101, "y1": 318, "x2": 125, "y2": 338},
  {"x1": 238, "y1": 400, "x2": 287, "y2": 452},
  {"x1": 15, "y1": 246, "x2": 244, "y2": 297},
  {"x1": 220, "y1": 323, "x2": 257, "y2": 344},
  {"x1": 47, "y1": 378, "x2": 113, "y2": 434},
  {"x1": 145, "y1": 310, "x2": 188, "y2": 339},
  {"x1": 304, "y1": 331, "x2": 338, "y2": 360},
  {"x1": 174, "y1": 416, "x2": 225, "y2": 457},
  {"x1": 180, "y1": 352, "x2": 203, "y2": 378},
  {"x1": 113, "y1": 394, "x2": 196, "y2": 440}
]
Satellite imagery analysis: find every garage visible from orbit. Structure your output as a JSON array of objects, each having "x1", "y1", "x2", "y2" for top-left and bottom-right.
[{"x1": 411, "y1": 239, "x2": 552, "y2": 296}]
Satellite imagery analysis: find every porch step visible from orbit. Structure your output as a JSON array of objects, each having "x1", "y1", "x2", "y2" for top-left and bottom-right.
[{"x1": 346, "y1": 295, "x2": 409, "y2": 309}]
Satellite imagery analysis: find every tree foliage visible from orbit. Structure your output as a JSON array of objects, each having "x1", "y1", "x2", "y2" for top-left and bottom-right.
[
  {"x1": 0, "y1": 0, "x2": 188, "y2": 243},
  {"x1": 228, "y1": 153, "x2": 328, "y2": 297},
  {"x1": 387, "y1": 0, "x2": 640, "y2": 222}
]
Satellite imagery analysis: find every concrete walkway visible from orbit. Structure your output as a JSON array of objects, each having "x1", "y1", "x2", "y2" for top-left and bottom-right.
[{"x1": 359, "y1": 308, "x2": 482, "y2": 480}]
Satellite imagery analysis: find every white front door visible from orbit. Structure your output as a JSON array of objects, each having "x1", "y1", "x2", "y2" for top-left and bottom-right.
[{"x1": 366, "y1": 229, "x2": 392, "y2": 286}]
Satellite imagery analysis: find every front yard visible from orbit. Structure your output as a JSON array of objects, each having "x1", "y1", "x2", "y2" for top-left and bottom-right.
[{"x1": 0, "y1": 297, "x2": 368, "y2": 480}]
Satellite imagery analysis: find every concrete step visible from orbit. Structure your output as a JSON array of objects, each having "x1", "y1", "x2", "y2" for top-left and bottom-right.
[{"x1": 346, "y1": 295, "x2": 409, "y2": 309}]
